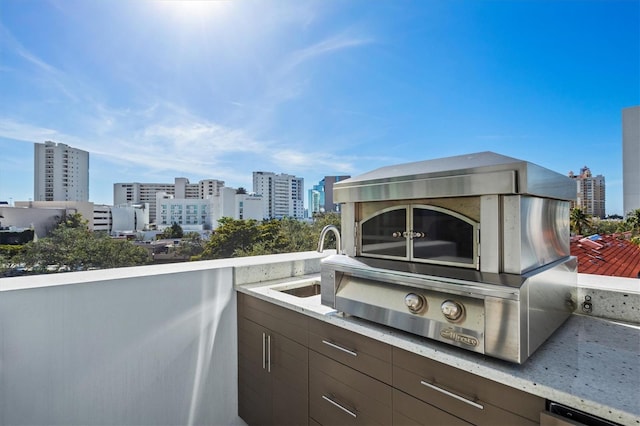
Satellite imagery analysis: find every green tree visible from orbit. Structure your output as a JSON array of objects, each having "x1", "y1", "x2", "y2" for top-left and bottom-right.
[
  {"x1": 589, "y1": 218, "x2": 622, "y2": 235},
  {"x1": 159, "y1": 222, "x2": 184, "y2": 239},
  {"x1": 570, "y1": 208, "x2": 592, "y2": 236},
  {"x1": 1, "y1": 244, "x2": 26, "y2": 276},
  {"x1": 199, "y1": 213, "x2": 343, "y2": 260},
  {"x1": 60, "y1": 212, "x2": 89, "y2": 230},
  {"x1": 176, "y1": 232, "x2": 205, "y2": 258},
  {"x1": 19, "y1": 220, "x2": 149, "y2": 273},
  {"x1": 201, "y1": 217, "x2": 260, "y2": 259}
]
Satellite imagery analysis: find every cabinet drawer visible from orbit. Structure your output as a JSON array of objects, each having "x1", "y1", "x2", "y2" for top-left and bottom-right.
[
  {"x1": 309, "y1": 350, "x2": 392, "y2": 426},
  {"x1": 239, "y1": 293, "x2": 308, "y2": 345},
  {"x1": 393, "y1": 389, "x2": 472, "y2": 426},
  {"x1": 393, "y1": 348, "x2": 543, "y2": 425},
  {"x1": 309, "y1": 318, "x2": 392, "y2": 384}
]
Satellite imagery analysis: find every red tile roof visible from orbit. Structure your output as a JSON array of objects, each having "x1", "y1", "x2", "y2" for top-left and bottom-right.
[{"x1": 570, "y1": 234, "x2": 640, "y2": 278}]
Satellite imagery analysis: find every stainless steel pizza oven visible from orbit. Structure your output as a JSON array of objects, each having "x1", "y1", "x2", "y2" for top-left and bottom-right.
[{"x1": 320, "y1": 152, "x2": 577, "y2": 364}]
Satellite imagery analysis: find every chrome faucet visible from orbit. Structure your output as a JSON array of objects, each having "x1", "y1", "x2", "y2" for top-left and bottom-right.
[{"x1": 317, "y1": 225, "x2": 342, "y2": 254}]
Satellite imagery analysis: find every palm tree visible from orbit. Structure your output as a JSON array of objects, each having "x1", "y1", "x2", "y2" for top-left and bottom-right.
[{"x1": 570, "y1": 208, "x2": 592, "y2": 236}]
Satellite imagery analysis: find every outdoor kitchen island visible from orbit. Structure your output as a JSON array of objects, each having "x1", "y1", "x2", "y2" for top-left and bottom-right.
[{"x1": 236, "y1": 275, "x2": 639, "y2": 426}]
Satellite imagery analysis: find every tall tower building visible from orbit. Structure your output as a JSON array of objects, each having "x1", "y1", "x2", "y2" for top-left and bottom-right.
[
  {"x1": 623, "y1": 106, "x2": 640, "y2": 217},
  {"x1": 308, "y1": 183, "x2": 324, "y2": 216},
  {"x1": 322, "y1": 175, "x2": 350, "y2": 213},
  {"x1": 252, "y1": 172, "x2": 304, "y2": 219},
  {"x1": 308, "y1": 175, "x2": 351, "y2": 216},
  {"x1": 568, "y1": 166, "x2": 606, "y2": 219},
  {"x1": 34, "y1": 141, "x2": 89, "y2": 202}
]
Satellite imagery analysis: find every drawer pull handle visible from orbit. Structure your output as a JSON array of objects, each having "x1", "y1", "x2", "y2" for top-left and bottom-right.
[
  {"x1": 322, "y1": 340, "x2": 358, "y2": 357},
  {"x1": 322, "y1": 395, "x2": 357, "y2": 418},
  {"x1": 420, "y1": 380, "x2": 484, "y2": 410},
  {"x1": 267, "y1": 334, "x2": 271, "y2": 373}
]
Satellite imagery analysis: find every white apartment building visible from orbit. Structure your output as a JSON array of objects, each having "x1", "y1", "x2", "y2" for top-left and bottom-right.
[
  {"x1": 623, "y1": 106, "x2": 640, "y2": 216},
  {"x1": 155, "y1": 188, "x2": 262, "y2": 231},
  {"x1": 114, "y1": 178, "x2": 225, "y2": 223},
  {"x1": 252, "y1": 172, "x2": 304, "y2": 219},
  {"x1": 34, "y1": 141, "x2": 89, "y2": 202}
]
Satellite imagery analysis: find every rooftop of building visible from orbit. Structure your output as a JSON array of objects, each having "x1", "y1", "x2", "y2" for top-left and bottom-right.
[{"x1": 570, "y1": 233, "x2": 640, "y2": 278}]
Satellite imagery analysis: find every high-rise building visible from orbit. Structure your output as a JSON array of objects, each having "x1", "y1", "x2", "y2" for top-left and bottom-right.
[
  {"x1": 114, "y1": 178, "x2": 224, "y2": 223},
  {"x1": 307, "y1": 175, "x2": 351, "y2": 216},
  {"x1": 568, "y1": 166, "x2": 606, "y2": 219},
  {"x1": 34, "y1": 141, "x2": 89, "y2": 202},
  {"x1": 623, "y1": 106, "x2": 640, "y2": 217},
  {"x1": 308, "y1": 184, "x2": 324, "y2": 216},
  {"x1": 252, "y1": 172, "x2": 304, "y2": 219}
]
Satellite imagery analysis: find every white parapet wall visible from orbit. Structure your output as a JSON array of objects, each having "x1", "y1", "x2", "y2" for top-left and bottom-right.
[{"x1": 0, "y1": 251, "x2": 325, "y2": 426}]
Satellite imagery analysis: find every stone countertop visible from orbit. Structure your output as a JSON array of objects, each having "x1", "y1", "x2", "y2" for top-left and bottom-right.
[{"x1": 238, "y1": 276, "x2": 640, "y2": 426}]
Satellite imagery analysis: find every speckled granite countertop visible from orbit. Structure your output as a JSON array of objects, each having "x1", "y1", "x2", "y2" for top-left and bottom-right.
[{"x1": 238, "y1": 276, "x2": 640, "y2": 426}]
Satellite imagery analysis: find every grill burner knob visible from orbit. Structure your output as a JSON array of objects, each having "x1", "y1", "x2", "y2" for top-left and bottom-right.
[
  {"x1": 404, "y1": 293, "x2": 426, "y2": 314},
  {"x1": 441, "y1": 300, "x2": 464, "y2": 322}
]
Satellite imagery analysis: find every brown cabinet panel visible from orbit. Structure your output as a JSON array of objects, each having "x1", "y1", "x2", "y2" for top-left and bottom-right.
[
  {"x1": 272, "y1": 333, "x2": 308, "y2": 426},
  {"x1": 309, "y1": 319, "x2": 392, "y2": 384},
  {"x1": 393, "y1": 389, "x2": 472, "y2": 426},
  {"x1": 309, "y1": 350, "x2": 392, "y2": 426},
  {"x1": 309, "y1": 417, "x2": 322, "y2": 426},
  {"x1": 238, "y1": 294, "x2": 309, "y2": 426},
  {"x1": 240, "y1": 293, "x2": 308, "y2": 346},
  {"x1": 238, "y1": 317, "x2": 272, "y2": 424},
  {"x1": 393, "y1": 348, "x2": 542, "y2": 426}
]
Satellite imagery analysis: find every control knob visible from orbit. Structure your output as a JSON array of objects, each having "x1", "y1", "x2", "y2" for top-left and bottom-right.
[
  {"x1": 404, "y1": 293, "x2": 426, "y2": 314},
  {"x1": 441, "y1": 300, "x2": 464, "y2": 322}
]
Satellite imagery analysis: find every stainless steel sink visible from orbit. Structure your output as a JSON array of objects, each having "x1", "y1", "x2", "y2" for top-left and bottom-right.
[{"x1": 273, "y1": 281, "x2": 321, "y2": 298}]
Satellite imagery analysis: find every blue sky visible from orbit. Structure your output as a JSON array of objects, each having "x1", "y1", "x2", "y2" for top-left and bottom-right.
[{"x1": 0, "y1": 0, "x2": 638, "y2": 215}]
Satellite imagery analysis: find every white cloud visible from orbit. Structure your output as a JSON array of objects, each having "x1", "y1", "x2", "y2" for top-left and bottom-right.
[
  {"x1": 0, "y1": 119, "x2": 68, "y2": 143},
  {"x1": 282, "y1": 33, "x2": 373, "y2": 75}
]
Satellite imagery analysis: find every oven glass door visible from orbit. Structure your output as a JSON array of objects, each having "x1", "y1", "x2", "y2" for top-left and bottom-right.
[
  {"x1": 411, "y1": 205, "x2": 477, "y2": 268},
  {"x1": 360, "y1": 204, "x2": 478, "y2": 268},
  {"x1": 360, "y1": 206, "x2": 409, "y2": 259}
]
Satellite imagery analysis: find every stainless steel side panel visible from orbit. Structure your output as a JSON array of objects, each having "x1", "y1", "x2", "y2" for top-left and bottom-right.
[
  {"x1": 484, "y1": 296, "x2": 524, "y2": 363},
  {"x1": 340, "y1": 203, "x2": 357, "y2": 256},
  {"x1": 320, "y1": 268, "x2": 338, "y2": 308},
  {"x1": 480, "y1": 195, "x2": 500, "y2": 274},
  {"x1": 503, "y1": 196, "x2": 571, "y2": 274},
  {"x1": 484, "y1": 257, "x2": 577, "y2": 363},
  {"x1": 526, "y1": 256, "x2": 576, "y2": 357}
]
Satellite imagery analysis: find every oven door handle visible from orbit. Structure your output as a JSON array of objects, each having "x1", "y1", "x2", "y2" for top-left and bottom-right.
[{"x1": 420, "y1": 380, "x2": 484, "y2": 410}]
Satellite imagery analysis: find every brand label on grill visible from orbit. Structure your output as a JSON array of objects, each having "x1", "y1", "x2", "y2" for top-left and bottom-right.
[{"x1": 440, "y1": 329, "x2": 479, "y2": 347}]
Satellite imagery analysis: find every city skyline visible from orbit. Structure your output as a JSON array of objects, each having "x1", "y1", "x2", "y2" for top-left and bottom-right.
[{"x1": 1, "y1": 1, "x2": 638, "y2": 215}]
